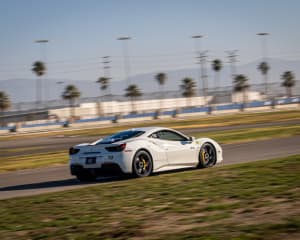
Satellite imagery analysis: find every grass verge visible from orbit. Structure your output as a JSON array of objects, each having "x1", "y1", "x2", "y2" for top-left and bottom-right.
[
  {"x1": 0, "y1": 151, "x2": 66, "y2": 172},
  {"x1": 1, "y1": 124, "x2": 300, "y2": 172},
  {"x1": 1, "y1": 155, "x2": 300, "y2": 239},
  {"x1": 197, "y1": 124, "x2": 300, "y2": 144}
]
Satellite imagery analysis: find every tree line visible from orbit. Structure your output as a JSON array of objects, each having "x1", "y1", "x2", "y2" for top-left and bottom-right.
[
  {"x1": 94, "y1": 59, "x2": 297, "y2": 111},
  {"x1": 0, "y1": 60, "x2": 297, "y2": 115}
]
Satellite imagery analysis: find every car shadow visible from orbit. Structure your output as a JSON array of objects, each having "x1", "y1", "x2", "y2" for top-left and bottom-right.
[
  {"x1": 152, "y1": 167, "x2": 197, "y2": 176},
  {"x1": 0, "y1": 168, "x2": 199, "y2": 192},
  {"x1": 0, "y1": 175, "x2": 130, "y2": 192}
]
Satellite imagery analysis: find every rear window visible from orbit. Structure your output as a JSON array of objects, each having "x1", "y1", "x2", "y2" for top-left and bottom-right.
[{"x1": 94, "y1": 130, "x2": 145, "y2": 144}]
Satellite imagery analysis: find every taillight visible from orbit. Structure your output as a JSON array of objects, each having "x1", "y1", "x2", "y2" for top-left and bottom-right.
[
  {"x1": 69, "y1": 147, "x2": 80, "y2": 155},
  {"x1": 105, "y1": 143, "x2": 126, "y2": 152}
]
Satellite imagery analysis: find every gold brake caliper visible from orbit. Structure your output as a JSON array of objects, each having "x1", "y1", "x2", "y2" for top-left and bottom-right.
[
  {"x1": 201, "y1": 150, "x2": 206, "y2": 162},
  {"x1": 141, "y1": 157, "x2": 148, "y2": 170}
]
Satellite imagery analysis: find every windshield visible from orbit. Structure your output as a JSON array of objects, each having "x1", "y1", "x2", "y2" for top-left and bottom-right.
[{"x1": 93, "y1": 130, "x2": 145, "y2": 144}]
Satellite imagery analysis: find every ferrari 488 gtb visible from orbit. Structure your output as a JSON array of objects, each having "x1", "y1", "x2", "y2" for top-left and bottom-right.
[{"x1": 69, "y1": 127, "x2": 223, "y2": 181}]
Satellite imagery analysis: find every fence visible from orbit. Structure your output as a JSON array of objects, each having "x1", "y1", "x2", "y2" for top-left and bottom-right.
[{"x1": 5, "y1": 81, "x2": 300, "y2": 113}]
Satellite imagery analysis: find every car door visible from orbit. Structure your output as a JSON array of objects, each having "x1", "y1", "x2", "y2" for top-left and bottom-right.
[{"x1": 153, "y1": 130, "x2": 197, "y2": 166}]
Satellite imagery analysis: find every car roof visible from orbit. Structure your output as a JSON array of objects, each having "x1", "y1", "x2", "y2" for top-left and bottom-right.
[
  {"x1": 128, "y1": 126, "x2": 184, "y2": 136},
  {"x1": 128, "y1": 126, "x2": 165, "y2": 132}
]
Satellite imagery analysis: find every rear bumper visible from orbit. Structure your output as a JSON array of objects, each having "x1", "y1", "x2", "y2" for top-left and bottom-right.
[
  {"x1": 70, "y1": 163, "x2": 124, "y2": 176},
  {"x1": 70, "y1": 164, "x2": 85, "y2": 175}
]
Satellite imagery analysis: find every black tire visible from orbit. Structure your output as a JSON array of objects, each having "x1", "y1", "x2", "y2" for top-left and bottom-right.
[
  {"x1": 198, "y1": 142, "x2": 217, "y2": 168},
  {"x1": 132, "y1": 150, "x2": 153, "y2": 177},
  {"x1": 76, "y1": 171, "x2": 96, "y2": 182}
]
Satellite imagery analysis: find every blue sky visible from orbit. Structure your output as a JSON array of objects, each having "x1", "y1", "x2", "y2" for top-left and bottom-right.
[{"x1": 0, "y1": 0, "x2": 299, "y2": 82}]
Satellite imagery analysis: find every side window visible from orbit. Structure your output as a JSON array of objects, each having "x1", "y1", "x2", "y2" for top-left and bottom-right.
[
  {"x1": 154, "y1": 130, "x2": 187, "y2": 141},
  {"x1": 151, "y1": 133, "x2": 158, "y2": 139}
]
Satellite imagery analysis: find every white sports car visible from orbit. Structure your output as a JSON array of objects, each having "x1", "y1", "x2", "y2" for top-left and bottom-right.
[{"x1": 69, "y1": 127, "x2": 223, "y2": 181}]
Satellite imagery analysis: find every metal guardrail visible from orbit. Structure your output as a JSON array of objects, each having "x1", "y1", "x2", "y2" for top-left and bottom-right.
[
  {"x1": 7, "y1": 81, "x2": 300, "y2": 112},
  {"x1": 0, "y1": 110, "x2": 49, "y2": 125}
]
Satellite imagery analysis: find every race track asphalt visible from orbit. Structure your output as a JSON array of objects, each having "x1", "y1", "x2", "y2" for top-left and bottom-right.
[{"x1": 1, "y1": 135, "x2": 300, "y2": 200}]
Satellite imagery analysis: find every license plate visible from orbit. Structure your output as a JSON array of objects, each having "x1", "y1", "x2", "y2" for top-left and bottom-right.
[{"x1": 86, "y1": 157, "x2": 96, "y2": 164}]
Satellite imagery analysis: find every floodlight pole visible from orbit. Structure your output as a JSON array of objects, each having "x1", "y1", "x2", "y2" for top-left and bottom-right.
[
  {"x1": 257, "y1": 32, "x2": 270, "y2": 96},
  {"x1": 117, "y1": 37, "x2": 132, "y2": 87}
]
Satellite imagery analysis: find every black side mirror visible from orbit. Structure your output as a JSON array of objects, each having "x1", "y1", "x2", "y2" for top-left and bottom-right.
[{"x1": 188, "y1": 136, "x2": 195, "y2": 142}]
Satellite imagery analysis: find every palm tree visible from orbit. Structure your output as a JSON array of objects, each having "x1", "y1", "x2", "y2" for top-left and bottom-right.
[
  {"x1": 257, "y1": 61, "x2": 270, "y2": 96},
  {"x1": 32, "y1": 61, "x2": 46, "y2": 106},
  {"x1": 181, "y1": 77, "x2": 196, "y2": 107},
  {"x1": 281, "y1": 71, "x2": 295, "y2": 97},
  {"x1": 155, "y1": 72, "x2": 167, "y2": 110},
  {"x1": 62, "y1": 85, "x2": 81, "y2": 119},
  {"x1": 96, "y1": 77, "x2": 109, "y2": 116},
  {"x1": 125, "y1": 84, "x2": 142, "y2": 113},
  {"x1": 233, "y1": 74, "x2": 250, "y2": 110},
  {"x1": 0, "y1": 91, "x2": 11, "y2": 127},
  {"x1": 211, "y1": 59, "x2": 222, "y2": 93},
  {"x1": 0, "y1": 91, "x2": 10, "y2": 112}
]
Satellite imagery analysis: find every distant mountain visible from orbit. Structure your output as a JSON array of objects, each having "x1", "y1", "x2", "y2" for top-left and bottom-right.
[{"x1": 0, "y1": 58, "x2": 299, "y2": 103}]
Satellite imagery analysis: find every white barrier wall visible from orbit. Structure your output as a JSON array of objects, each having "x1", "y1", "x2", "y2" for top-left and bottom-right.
[
  {"x1": 49, "y1": 92, "x2": 262, "y2": 120},
  {"x1": 231, "y1": 91, "x2": 262, "y2": 103},
  {"x1": 49, "y1": 96, "x2": 213, "y2": 119}
]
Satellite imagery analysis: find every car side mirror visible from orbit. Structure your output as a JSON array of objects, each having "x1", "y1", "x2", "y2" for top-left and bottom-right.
[{"x1": 188, "y1": 136, "x2": 196, "y2": 142}]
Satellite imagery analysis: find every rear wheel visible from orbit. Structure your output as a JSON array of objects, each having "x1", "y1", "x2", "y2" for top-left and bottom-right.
[
  {"x1": 198, "y1": 142, "x2": 217, "y2": 168},
  {"x1": 132, "y1": 150, "x2": 153, "y2": 177}
]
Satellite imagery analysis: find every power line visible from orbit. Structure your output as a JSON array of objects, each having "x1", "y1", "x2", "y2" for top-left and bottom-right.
[
  {"x1": 102, "y1": 56, "x2": 112, "y2": 96},
  {"x1": 226, "y1": 50, "x2": 239, "y2": 80},
  {"x1": 196, "y1": 50, "x2": 209, "y2": 104}
]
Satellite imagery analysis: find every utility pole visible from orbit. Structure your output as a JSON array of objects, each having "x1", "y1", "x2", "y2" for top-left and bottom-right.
[
  {"x1": 226, "y1": 50, "x2": 238, "y2": 81},
  {"x1": 102, "y1": 56, "x2": 112, "y2": 97},
  {"x1": 226, "y1": 50, "x2": 239, "y2": 102},
  {"x1": 191, "y1": 35, "x2": 204, "y2": 105},
  {"x1": 199, "y1": 51, "x2": 209, "y2": 106}
]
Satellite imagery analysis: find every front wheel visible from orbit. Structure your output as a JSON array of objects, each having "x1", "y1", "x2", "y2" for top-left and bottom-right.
[
  {"x1": 132, "y1": 150, "x2": 153, "y2": 177},
  {"x1": 198, "y1": 142, "x2": 217, "y2": 168}
]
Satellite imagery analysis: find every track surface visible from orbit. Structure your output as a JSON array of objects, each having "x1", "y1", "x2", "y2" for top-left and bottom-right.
[
  {"x1": 1, "y1": 119, "x2": 300, "y2": 158},
  {"x1": 1, "y1": 136, "x2": 300, "y2": 200}
]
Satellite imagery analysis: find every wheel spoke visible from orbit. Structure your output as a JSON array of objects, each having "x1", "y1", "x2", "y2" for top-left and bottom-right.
[
  {"x1": 134, "y1": 152, "x2": 152, "y2": 177},
  {"x1": 199, "y1": 144, "x2": 216, "y2": 168}
]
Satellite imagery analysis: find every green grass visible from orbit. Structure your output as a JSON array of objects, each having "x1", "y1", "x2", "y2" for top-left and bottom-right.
[
  {"x1": 1, "y1": 109, "x2": 300, "y2": 141},
  {"x1": 1, "y1": 155, "x2": 300, "y2": 239},
  {"x1": 1, "y1": 124, "x2": 300, "y2": 172},
  {"x1": 1, "y1": 146, "x2": 50, "y2": 154},
  {"x1": 0, "y1": 151, "x2": 67, "y2": 172},
  {"x1": 197, "y1": 124, "x2": 300, "y2": 144}
]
